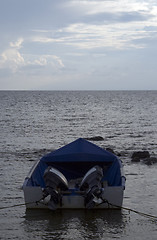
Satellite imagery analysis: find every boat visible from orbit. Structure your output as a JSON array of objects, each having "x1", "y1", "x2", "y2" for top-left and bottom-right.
[{"x1": 23, "y1": 138, "x2": 125, "y2": 210}]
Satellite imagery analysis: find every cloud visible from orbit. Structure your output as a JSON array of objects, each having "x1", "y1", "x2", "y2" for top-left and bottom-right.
[
  {"x1": 0, "y1": 48, "x2": 25, "y2": 72},
  {"x1": 70, "y1": 0, "x2": 149, "y2": 15},
  {"x1": 10, "y1": 38, "x2": 24, "y2": 49},
  {"x1": 0, "y1": 51, "x2": 65, "y2": 73},
  {"x1": 49, "y1": 22, "x2": 149, "y2": 50},
  {"x1": 0, "y1": 37, "x2": 65, "y2": 74},
  {"x1": 52, "y1": 56, "x2": 65, "y2": 68},
  {"x1": 25, "y1": 54, "x2": 65, "y2": 69},
  {"x1": 0, "y1": 38, "x2": 24, "y2": 72},
  {"x1": 82, "y1": 11, "x2": 152, "y2": 24},
  {"x1": 31, "y1": 36, "x2": 62, "y2": 44},
  {"x1": 1, "y1": 0, "x2": 157, "y2": 90},
  {"x1": 28, "y1": 1, "x2": 156, "y2": 51},
  {"x1": 2, "y1": 1, "x2": 157, "y2": 51}
]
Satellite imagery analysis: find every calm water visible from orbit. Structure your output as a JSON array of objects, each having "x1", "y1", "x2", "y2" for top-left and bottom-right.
[{"x1": 0, "y1": 91, "x2": 157, "y2": 239}]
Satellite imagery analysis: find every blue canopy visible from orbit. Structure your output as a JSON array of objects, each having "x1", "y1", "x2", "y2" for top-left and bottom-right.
[
  {"x1": 26, "y1": 138, "x2": 122, "y2": 187},
  {"x1": 41, "y1": 138, "x2": 117, "y2": 163}
]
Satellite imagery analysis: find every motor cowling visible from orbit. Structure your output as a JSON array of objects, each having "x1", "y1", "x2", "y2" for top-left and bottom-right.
[
  {"x1": 80, "y1": 165, "x2": 103, "y2": 209},
  {"x1": 43, "y1": 166, "x2": 68, "y2": 210}
]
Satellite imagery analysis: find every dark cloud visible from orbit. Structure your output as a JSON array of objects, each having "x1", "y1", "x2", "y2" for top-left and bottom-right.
[{"x1": 81, "y1": 11, "x2": 152, "y2": 24}]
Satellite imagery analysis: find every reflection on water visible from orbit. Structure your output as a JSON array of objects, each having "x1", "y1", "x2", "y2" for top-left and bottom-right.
[{"x1": 23, "y1": 209, "x2": 126, "y2": 240}]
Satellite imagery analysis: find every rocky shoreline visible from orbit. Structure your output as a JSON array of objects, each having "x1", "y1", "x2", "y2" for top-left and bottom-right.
[
  {"x1": 131, "y1": 151, "x2": 157, "y2": 165},
  {"x1": 85, "y1": 136, "x2": 157, "y2": 165}
]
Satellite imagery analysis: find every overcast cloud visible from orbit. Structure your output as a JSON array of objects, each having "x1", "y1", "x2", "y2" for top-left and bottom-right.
[{"x1": 0, "y1": 0, "x2": 157, "y2": 90}]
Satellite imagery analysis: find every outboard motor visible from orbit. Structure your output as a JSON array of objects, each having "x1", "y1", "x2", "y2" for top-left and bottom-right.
[
  {"x1": 80, "y1": 165, "x2": 103, "y2": 209},
  {"x1": 43, "y1": 166, "x2": 68, "y2": 210}
]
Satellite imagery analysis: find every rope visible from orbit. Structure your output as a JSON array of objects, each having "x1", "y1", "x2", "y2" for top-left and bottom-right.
[
  {"x1": 98, "y1": 199, "x2": 157, "y2": 221},
  {"x1": 0, "y1": 199, "x2": 43, "y2": 210},
  {"x1": 0, "y1": 198, "x2": 157, "y2": 221}
]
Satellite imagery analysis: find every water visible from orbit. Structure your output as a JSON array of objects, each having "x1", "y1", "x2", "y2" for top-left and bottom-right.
[{"x1": 0, "y1": 91, "x2": 157, "y2": 239}]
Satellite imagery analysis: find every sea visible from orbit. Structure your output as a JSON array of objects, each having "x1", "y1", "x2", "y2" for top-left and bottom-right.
[{"x1": 0, "y1": 90, "x2": 157, "y2": 240}]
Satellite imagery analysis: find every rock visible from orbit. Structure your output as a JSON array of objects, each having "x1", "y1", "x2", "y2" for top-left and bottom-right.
[
  {"x1": 131, "y1": 157, "x2": 141, "y2": 162},
  {"x1": 85, "y1": 136, "x2": 104, "y2": 141},
  {"x1": 106, "y1": 147, "x2": 115, "y2": 154},
  {"x1": 143, "y1": 157, "x2": 157, "y2": 165},
  {"x1": 106, "y1": 148, "x2": 121, "y2": 157},
  {"x1": 117, "y1": 152, "x2": 122, "y2": 157},
  {"x1": 131, "y1": 151, "x2": 150, "y2": 161}
]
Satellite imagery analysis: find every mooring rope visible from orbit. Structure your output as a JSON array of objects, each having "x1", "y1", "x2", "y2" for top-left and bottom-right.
[
  {"x1": 0, "y1": 203, "x2": 29, "y2": 210},
  {"x1": 0, "y1": 199, "x2": 157, "y2": 221},
  {"x1": 0, "y1": 199, "x2": 43, "y2": 210},
  {"x1": 98, "y1": 199, "x2": 157, "y2": 221}
]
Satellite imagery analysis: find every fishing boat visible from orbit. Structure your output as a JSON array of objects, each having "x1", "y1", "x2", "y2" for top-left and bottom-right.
[{"x1": 23, "y1": 138, "x2": 125, "y2": 210}]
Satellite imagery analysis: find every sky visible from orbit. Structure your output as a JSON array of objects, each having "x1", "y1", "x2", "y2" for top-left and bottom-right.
[{"x1": 0, "y1": 0, "x2": 157, "y2": 90}]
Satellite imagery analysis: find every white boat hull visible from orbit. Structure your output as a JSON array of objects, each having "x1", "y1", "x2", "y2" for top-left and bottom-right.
[
  {"x1": 23, "y1": 185, "x2": 124, "y2": 209},
  {"x1": 22, "y1": 139, "x2": 126, "y2": 210}
]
